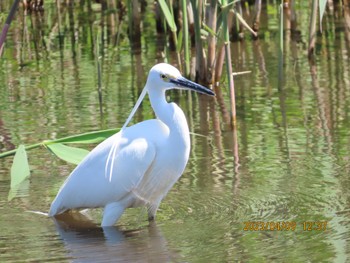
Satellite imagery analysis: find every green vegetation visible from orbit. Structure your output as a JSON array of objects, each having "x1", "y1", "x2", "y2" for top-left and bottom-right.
[
  {"x1": 1, "y1": 0, "x2": 350, "y2": 203},
  {"x1": 0, "y1": 1, "x2": 350, "y2": 261}
]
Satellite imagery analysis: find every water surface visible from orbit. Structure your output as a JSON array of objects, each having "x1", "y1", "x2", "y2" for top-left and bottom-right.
[{"x1": 1, "y1": 1, "x2": 350, "y2": 262}]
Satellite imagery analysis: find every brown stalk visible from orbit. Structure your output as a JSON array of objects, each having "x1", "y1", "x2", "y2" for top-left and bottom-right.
[{"x1": 207, "y1": 0, "x2": 217, "y2": 84}]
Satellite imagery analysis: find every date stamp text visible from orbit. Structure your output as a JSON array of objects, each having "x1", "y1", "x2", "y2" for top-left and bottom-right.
[{"x1": 243, "y1": 221, "x2": 328, "y2": 231}]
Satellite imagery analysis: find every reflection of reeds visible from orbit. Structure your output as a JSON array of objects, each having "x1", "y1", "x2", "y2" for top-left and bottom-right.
[
  {"x1": 344, "y1": 2, "x2": 350, "y2": 47},
  {"x1": 23, "y1": 0, "x2": 44, "y2": 11},
  {"x1": 308, "y1": 0, "x2": 318, "y2": 57},
  {"x1": 95, "y1": 33, "x2": 103, "y2": 117},
  {"x1": 2, "y1": 1, "x2": 347, "y2": 101},
  {"x1": 309, "y1": 58, "x2": 333, "y2": 152},
  {"x1": 128, "y1": 0, "x2": 141, "y2": 52},
  {"x1": 2, "y1": 0, "x2": 350, "y2": 205},
  {"x1": 3, "y1": 1, "x2": 349, "y2": 168},
  {"x1": 252, "y1": 0, "x2": 262, "y2": 34},
  {"x1": 222, "y1": 0, "x2": 236, "y2": 125},
  {"x1": 278, "y1": 3, "x2": 284, "y2": 87},
  {"x1": 0, "y1": 0, "x2": 21, "y2": 57}
]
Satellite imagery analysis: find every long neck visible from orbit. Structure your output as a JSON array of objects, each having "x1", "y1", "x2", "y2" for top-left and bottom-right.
[
  {"x1": 148, "y1": 88, "x2": 169, "y2": 122},
  {"x1": 147, "y1": 88, "x2": 190, "y2": 143}
]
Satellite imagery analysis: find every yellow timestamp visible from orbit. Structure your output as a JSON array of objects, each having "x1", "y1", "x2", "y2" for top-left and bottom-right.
[
  {"x1": 243, "y1": 221, "x2": 328, "y2": 231},
  {"x1": 302, "y1": 221, "x2": 328, "y2": 231}
]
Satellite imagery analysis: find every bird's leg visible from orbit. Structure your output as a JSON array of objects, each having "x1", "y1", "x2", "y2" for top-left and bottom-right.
[
  {"x1": 147, "y1": 202, "x2": 160, "y2": 221},
  {"x1": 148, "y1": 213, "x2": 155, "y2": 221},
  {"x1": 102, "y1": 202, "x2": 125, "y2": 227}
]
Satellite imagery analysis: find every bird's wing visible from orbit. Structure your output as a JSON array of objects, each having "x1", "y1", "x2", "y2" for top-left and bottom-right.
[
  {"x1": 50, "y1": 120, "x2": 168, "y2": 214},
  {"x1": 104, "y1": 135, "x2": 157, "y2": 197}
]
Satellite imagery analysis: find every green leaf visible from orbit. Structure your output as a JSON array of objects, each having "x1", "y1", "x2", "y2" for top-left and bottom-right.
[
  {"x1": 232, "y1": 9, "x2": 257, "y2": 37},
  {"x1": 319, "y1": 0, "x2": 327, "y2": 32},
  {"x1": 158, "y1": 0, "x2": 177, "y2": 32},
  {"x1": 47, "y1": 128, "x2": 119, "y2": 144},
  {"x1": 200, "y1": 28, "x2": 209, "y2": 37},
  {"x1": 0, "y1": 129, "x2": 119, "y2": 159},
  {"x1": 10, "y1": 145, "x2": 30, "y2": 187},
  {"x1": 220, "y1": 0, "x2": 241, "y2": 12},
  {"x1": 177, "y1": 28, "x2": 183, "y2": 52},
  {"x1": 47, "y1": 143, "x2": 90, "y2": 165},
  {"x1": 202, "y1": 23, "x2": 219, "y2": 38},
  {"x1": 8, "y1": 145, "x2": 30, "y2": 201}
]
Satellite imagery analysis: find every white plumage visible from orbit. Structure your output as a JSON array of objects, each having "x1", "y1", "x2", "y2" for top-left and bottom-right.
[{"x1": 49, "y1": 63, "x2": 214, "y2": 226}]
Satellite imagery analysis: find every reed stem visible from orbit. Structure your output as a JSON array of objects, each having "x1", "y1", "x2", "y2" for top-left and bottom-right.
[
  {"x1": 0, "y1": 0, "x2": 21, "y2": 56},
  {"x1": 222, "y1": 1, "x2": 236, "y2": 126},
  {"x1": 182, "y1": 0, "x2": 190, "y2": 76}
]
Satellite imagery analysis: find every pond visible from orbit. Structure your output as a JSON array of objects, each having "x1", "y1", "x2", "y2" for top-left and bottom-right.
[{"x1": 1, "y1": 1, "x2": 350, "y2": 262}]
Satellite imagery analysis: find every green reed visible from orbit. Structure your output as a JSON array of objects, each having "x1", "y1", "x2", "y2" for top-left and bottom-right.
[
  {"x1": 181, "y1": 0, "x2": 190, "y2": 76},
  {"x1": 1, "y1": 0, "x2": 347, "y2": 165}
]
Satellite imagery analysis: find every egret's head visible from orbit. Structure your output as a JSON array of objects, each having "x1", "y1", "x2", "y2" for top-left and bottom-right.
[
  {"x1": 146, "y1": 63, "x2": 215, "y2": 96},
  {"x1": 121, "y1": 63, "x2": 214, "y2": 131}
]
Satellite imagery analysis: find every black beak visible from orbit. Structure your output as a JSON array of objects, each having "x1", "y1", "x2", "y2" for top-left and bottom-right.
[{"x1": 170, "y1": 77, "x2": 215, "y2": 96}]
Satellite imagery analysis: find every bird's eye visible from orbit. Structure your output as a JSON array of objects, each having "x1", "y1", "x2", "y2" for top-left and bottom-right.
[{"x1": 160, "y1": 74, "x2": 167, "y2": 80}]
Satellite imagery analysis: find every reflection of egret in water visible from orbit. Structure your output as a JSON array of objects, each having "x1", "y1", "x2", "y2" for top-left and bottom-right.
[{"x1": 53, "y1": 212, "x2": 177, "y2": 262}]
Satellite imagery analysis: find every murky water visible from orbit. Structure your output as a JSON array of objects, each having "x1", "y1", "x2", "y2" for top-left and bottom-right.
[{"x1": 1, "y1": 1, "x2": 350, "y2": 262}]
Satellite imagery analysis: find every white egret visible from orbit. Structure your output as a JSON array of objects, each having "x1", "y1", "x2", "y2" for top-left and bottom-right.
[{"x1": 49, "y1": 63, "x2": 215, "y2": 227}]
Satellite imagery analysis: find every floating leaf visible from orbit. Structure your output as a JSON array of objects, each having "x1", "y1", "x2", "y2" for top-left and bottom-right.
[
  {"x1": 8, "y1": 145, "x2": 30, "y2": 201},
  {"x1": 47, "y1": 143, "x2": 90, "y2": 165}
]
